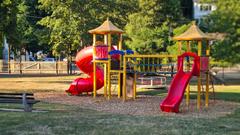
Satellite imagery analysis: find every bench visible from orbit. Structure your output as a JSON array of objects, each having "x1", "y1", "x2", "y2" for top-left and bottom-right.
[{"x1": 0, "y1": 93, "x2": 39, "y2": 112}]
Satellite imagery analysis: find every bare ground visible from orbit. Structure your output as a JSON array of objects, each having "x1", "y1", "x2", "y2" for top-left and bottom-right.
[{"x1": 36, "y1": 92, "x2": 239, "y2": 118}]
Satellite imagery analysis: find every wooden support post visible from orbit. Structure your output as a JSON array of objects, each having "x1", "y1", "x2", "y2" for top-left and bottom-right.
[
  {"x1": 56, "y1": 61, "x2": 58, "y2": 75},
  {"x1": 104, "y1": 63, "x2": 107, "y2": 97},
  {"x1": 186, "y1": 41, "x2": 191, "y2": 106},
  {"x1": 123, "y1": 56, "x2": 127, "y2": 101},
  {"x1": 104, "y1": 34, "x2": 108, "y2": 44},
  {"x1": 19, "y1": 61, "x2": 22, "y2": 74},
  {"x1": 133, "y1": 63, "x2": 137, "y2": 99},
  {"x1": 118, "y1": 34, "x2": 123, "y2": 98},
  {"x1": 38, "y1": 62, "x2": 41, "y2": 74},
  {"x1": 205, "y1": 40, "x2": 210, "y2": 107},
  {"x1": 206, "y1": 69, "x2": 209, "y2": 107},
  {"x1": 206, "y1": 40, "x2": 210, "y2": 56},
  {"x1": 93, "y1": 34, "x2": 97, "y2": 98},
  {"x1": 119, "y1": 34, "x2": 123, "y2": 70},
  {"x1": 118, "y1": 72, "x2": 121, "y2": 98},
  {"x1": 107, "y1": 33, "x2": 111, "y2": 99},
  {"x1": 197, "y1": 40, "x2": 202, "y2": 110},
  {"x1": 186, "y1": 82, "x2": 190, "y2": 106},
  {"x1": 93, "y1": 34, "x2": 97, "y2": 58},
  {"x1": 22, "y1": 93, "x2": 32, "y2": 112},
  {"x1": 93, "y1": 62, "x2": 97, "y2": 98},
  {"x1": 118, "y1": 34, "x2": 122, "y2": 50}
]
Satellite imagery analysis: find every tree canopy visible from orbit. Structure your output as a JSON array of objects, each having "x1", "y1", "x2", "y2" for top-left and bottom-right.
[
  {"x1": 125, "y1": 0, "x2": 185, "y2": 54},
  {"x1": 0, "y1": 0, "x2": 239, "y2": 64},
  {"x1": 201, "y1": 0, "x2": 240, "y2": 64},
  {"x1": 38, "y1": 0, "x2": 138, "y2": 56}
]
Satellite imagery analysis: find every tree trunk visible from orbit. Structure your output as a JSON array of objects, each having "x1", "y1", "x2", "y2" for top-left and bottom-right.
[{"x1": 69, "y1": 44, "x2": 72, "y2": 75}]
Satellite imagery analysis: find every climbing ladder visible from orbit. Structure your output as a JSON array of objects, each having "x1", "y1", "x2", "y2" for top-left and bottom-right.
[{"x1": 200, "y1": 71, "x2": 215, "y2": 101}]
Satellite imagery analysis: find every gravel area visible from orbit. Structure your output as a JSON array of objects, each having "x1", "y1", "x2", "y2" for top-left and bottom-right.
[{"x1": 36, "y1": 92, "x2": 239, "y2": 118}]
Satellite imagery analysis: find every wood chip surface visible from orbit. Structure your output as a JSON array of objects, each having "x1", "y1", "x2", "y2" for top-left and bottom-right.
[{"x1": 36, "y1": 92, "x2": 239, "y2": 118}]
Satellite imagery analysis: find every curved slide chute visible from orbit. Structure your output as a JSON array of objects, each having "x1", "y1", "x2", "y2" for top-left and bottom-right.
[
  {"x1": 160, "y1": 52, "x2": 200, "y2": 113},
  {"x1": 66, "y1": 46, "x2": 119, "y2": 95}
]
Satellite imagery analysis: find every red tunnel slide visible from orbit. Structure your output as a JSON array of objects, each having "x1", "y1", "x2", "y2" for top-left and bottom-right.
[
  {"x1": 66, "y1": 46, "x2": 104, "y2": 95},
  {"x1": 66, "y1": 46, "x2": 118, "y2": 95},
  {"x1": 160, "y1": 52, "x2": 200, "y2": 113}
]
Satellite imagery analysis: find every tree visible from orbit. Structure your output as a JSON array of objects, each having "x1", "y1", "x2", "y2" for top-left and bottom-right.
[
  {"x1": 201, "y1": 0, "x2": 240, "y2": 64},
  {"x1": 20, "y1": 0, "x2": 50, "y2": 54},
  {"x1": 180, "y1": 0, "x2": 193, "y2": 19},
  {"x1": 0, "y1": 0, "x2": 20, "y2": 59},
  {"x1": 38, "y1": 0, "x2": 138, "y2": 56},
  {"x1": 125, "y1": 0, "x2": 184, "y2": 54}
]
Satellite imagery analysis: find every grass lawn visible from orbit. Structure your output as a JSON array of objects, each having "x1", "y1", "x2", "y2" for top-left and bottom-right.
[{"x1": 0, "y1": 74, "x2": 239, "y2": 135}]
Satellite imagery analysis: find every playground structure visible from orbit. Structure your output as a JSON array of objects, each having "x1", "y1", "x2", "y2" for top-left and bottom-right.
[
  {"x1": 160, "y1": 22, "x2": 213, "y2": 112},
  {"x1": 89, "y1": 19, "x2": 124, "y2": 99},
  {"x1": 67, "y1": 20, "x2": 214, "y2": 113}
]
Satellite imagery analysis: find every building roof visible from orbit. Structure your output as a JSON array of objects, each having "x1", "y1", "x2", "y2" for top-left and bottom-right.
[
  {"x1": 206, "y1": 32, "x2": 226, "y2": 40},
  {"x1": 89, "y1": 19, "x2": 124, "y2": 34},
  {"x1": 173, "y1": 22, "x2": 212, "y2": 41}
]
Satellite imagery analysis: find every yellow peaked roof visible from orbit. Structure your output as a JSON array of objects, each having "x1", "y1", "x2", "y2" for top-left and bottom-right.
[
  {"x1": 173, "y1": 22, "x2": 212, "y2": 40},
  {"x1": 89, "y1": 19, "x2": 124, "y2": 34}
]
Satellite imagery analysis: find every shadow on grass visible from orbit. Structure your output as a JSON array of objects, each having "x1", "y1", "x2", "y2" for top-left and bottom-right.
[
  {"x1": 138, "y1": 88, "x2": 240, "y2": 103},
  {"x1": 188, "y1": 91, "x2": 240, "y2": 102},
  {"x1": 137, "y1": 88, "x2": 168, "y2": 97},
  {"x1": 213, "y1": 92, "x2": 240, "y2": 102}
]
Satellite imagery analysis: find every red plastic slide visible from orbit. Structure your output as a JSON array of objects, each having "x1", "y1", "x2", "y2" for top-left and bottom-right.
[
  {"x1": 160, "y1": 52, "x2": 200, "y2": 113},
  {"x1": 66, "y1": 46, "x2": 119, "y2": 95},
  {"x1": 66, "y1": 46, "x2": 104, "y2": 95}
]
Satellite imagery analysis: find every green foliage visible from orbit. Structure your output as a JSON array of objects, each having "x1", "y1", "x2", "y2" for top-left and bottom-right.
[
  {"x1": 180, "y1": 0, "x2": 193, "y2": 19},
  {"x1": 201, "y1": 0, "x2": 240, "y2": 64},
  {"x1": 125, "y1": 0, "x2": 183, "y2": 54},
  {"x1": 0, "y1": 0, "x2": 19, "y2": 46},
  {"x1": 125, "y1": 15, "x2": 169, "y2": 54},
  {"x1": 0, "y1": 0, "x2": 17, "y2": 32},
  {"x1": 38, "y1": 0, "x2": 138, "y2": 56},
  {"x1": 20, "y1": 0, "x2": 50, "y2": 54},
  {"x1": 0, "y1": 0, "x2": 49, "y2": 58},
  {"x1": 167, "y1": 23, "x2": 192, "y2": 55}
]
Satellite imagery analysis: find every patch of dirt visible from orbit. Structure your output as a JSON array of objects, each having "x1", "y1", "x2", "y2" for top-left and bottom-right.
[{"x1": 36, "y1": 92, "x2": 239, "y2": 118}]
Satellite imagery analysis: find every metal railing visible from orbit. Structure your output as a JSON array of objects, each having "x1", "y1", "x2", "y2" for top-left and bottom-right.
[{"x1": 122, "y1": 54, "x2": 178, "y2": 100}]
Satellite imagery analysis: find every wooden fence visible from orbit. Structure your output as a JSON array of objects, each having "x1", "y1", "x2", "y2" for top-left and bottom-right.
[{"x1": 0, "y1": 60, "x2": 71, "y2": 74}]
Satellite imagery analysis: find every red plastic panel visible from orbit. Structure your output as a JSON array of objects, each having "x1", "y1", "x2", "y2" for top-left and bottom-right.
[
  {"x1": 201, "y1": 57, "x2": 209, "y2": 71},
  {"x1": 95, "y1": 45, "x2": 109, "y2": 60}
]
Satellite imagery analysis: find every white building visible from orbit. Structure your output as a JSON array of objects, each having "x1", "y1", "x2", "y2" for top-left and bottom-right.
[{"x1": 193, "y1": 0, "x2": 217, "y2": 23}]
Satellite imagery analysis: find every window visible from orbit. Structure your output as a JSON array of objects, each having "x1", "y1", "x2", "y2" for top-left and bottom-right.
[{"x1": 200, "y1": 5, "x2": 212, "y2": 11}]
